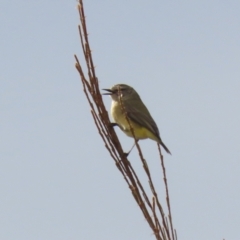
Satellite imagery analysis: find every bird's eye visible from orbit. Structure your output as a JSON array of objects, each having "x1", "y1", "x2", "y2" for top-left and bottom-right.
[{"x1": 113, "y1": 88, "x2": 126, "y2": 93}]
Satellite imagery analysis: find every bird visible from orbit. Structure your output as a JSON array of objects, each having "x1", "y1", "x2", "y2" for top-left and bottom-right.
[{"x1": 102, "y1": 84, "x2": 171, "y2": 155}]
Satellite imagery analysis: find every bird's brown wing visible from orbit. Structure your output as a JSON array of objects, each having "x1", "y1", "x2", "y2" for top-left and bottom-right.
[
  {"x1": 123, "y1": 100, "x2": 172, "y2": 154},
  {"x1": 124, "y1": 102, "x2": 161, "y2": 141}
]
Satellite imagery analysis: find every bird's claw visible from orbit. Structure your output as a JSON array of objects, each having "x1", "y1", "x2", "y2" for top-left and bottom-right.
[
  {"x1": 123, "y1": 152, "x2": 129, "y2": 157},
  {"x1": 109, "y1": 123, "x2": 119, "y2": 128}
]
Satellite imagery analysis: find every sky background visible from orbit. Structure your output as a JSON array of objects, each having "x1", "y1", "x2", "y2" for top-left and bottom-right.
[{"x1": 1, "y1": 0, "x2": 240, "y2": 239}]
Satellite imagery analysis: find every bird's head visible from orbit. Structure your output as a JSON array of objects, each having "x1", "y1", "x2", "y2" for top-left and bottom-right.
[{"x1": 102, "y1": 84, "x2": 138, "y2": 101}]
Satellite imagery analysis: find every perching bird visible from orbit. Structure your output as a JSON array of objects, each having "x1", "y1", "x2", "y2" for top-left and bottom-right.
[{"x1": 103, "y1": 84, "x2": 171, "y2": 155}]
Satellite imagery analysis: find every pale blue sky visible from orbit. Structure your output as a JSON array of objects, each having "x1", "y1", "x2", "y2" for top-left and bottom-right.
[{"x1": 1, "y1": 1, "x2": 240, "y2": 239}]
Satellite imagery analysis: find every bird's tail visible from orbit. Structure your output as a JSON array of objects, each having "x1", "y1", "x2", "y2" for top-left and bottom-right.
[{"x1": 160, "y1": 141, "x2": 171, "y2": 155}]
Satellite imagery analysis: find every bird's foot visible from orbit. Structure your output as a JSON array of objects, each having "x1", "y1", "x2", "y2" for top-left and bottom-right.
[
  {"x1": 109, "y1": 122, "x2": 119, "y2": 128},
  {"x1": 123, "y1": 152, "x2": 129, "y2": 157}
]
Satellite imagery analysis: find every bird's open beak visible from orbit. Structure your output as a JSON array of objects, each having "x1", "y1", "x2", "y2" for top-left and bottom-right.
[{"x1": 102, "y1": 89, "x2": 113, "y2": 95}]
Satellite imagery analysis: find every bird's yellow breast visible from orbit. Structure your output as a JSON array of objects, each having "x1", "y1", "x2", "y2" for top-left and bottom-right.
[{"x1": 110, "y1": 101, "x2": 158, "y2": 141}]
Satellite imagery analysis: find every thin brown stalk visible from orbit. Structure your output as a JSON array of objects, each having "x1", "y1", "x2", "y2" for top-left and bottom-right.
[
  {"x1": 74, "y1": 1, "x2": 176, "y2": 239},
  {"x1": 158, "y1": 144, "x2": 175, "y2": 239}
]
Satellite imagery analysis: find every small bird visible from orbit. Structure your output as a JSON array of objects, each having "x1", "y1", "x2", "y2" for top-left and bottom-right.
[{"x1": 102, "y1": 84, "x2": 171, "y2": 155}]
